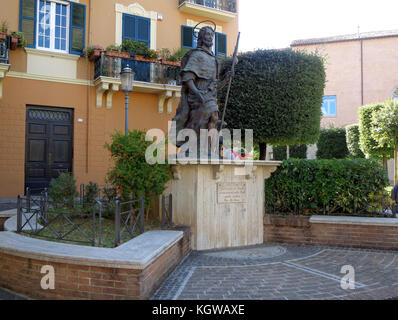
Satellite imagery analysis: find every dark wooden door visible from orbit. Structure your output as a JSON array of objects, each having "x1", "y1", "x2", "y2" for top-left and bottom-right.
[{"x1": 25, "y1": 107, "x2": 73, "y2": 194}]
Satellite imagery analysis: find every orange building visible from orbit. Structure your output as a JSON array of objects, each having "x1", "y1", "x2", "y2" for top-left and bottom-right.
[
  {"x1": 0, "y1": 0, "x2": 239, "y2": 197},
  {"x1": 291, "y1": 30, "x2": 398, "y2": 183},
  {"x1": 291, "y1": 30, "x2": 398, "y2": 128}
]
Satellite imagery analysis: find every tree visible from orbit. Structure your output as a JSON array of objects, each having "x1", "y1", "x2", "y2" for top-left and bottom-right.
[
  {"x1": 358, "y1": 103, "x2": 394, "y2": 169},
  {"x1": 219, "y1": 49, "x2": 326, "y2": 159},
  {"x1": 371, "y1": 100, "x2": 398, "y2": 183},
  {"x1": 105, "y1": 130, "x2": 173, "y2": 212},
  {"x1": 346, "y1": 124, "x2": 365, "y2": 158},
  {"x1": 316, "y1": 128, "x2": 349, "y2": 159},
  {"x1": 273, "y1": 145, "x2": 307, "y2": 160}
]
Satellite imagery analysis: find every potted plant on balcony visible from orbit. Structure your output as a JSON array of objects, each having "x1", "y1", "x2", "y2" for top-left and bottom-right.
[
  {"x1": 9, "y1": 31, "x2": 24, "y2": 50},
  {"x1": 83, "y1": 45, "x2": 103, "y2": 61},
  {"x1": 158, "y1": 48, "x2": 187, "y2": 67},
  {"x1": 105, "y1": 44, "x2": 130, "y2": 59},
  {"x1": 122, "y1": 39, "x2": 157, "y2": 62},
  {"x1": 0, "y1": 21, "x2": 8, "y2": 40}
]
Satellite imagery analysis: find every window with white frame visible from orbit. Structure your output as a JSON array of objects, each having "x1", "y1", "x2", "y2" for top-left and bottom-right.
[
  {"x1": 322, "y1": 96, "x2": 337, "y2": 117},
  {"x1": 20, "y1": 0, "x2": 86, "y2": 55},
  {"x1": 37, "y1": 0, "x2": 69, "y2": 52}
]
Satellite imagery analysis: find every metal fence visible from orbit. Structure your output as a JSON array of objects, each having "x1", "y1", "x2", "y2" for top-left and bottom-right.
[
  {"x1": 17, "y1": 194, "x2": 97, "y2": 246},
  {"x1": 94, "y1": 52, "x2": 181, "y2": 85},
  {"x1": 16, "y1": 190, "x2": 155, "y2": 247},
  {"x1": 114, "y1": 197, "x2": 145, "y2": 247},
  {"x1": 178, "y1": 0, "x2": 237, "y2": 13},
  {"x1": 0, "y1": 36, "x2": 10, "y2": 64},
  {"x1": 161, "y1": 194, "x2": 173, "y2": 228}
]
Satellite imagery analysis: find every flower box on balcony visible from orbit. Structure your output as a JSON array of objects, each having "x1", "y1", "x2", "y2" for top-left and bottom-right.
[
  {"x1": 0, "y1": 32, "x2": 6, "y2": 40},
  {"x1": 133, "y1": 54, "x2": 157, "y2": 63},
  {"x1": 88, "y1": 49, "x2": 102, "y2": 62},
  {"x1": 10, "y1": 36, "x2": 18, "y2": 50},
  {"x1": 160, "y1": 59, "x2": 181, "y2": 67},
  {"x1": 105, "y1": 50, "x2": 130, "y2": 59}
]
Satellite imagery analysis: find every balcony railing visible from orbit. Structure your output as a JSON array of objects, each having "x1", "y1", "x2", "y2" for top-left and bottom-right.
[
  {"x1": 93, "y1": 52, "x2": 182, "y2": 111},
  {"x1": 178, "y1": 0, "x2": 237, "y2": 14},
  {"x1": 0, "y1": 37, "x2": 10, "y2": 64},
  {"x1": 94, "y1": 52, "x2": 181, "y2": 86}
]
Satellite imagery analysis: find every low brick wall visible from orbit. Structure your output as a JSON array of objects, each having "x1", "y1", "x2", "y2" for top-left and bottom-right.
[
  {"x1": 264, "y1": 215, "x2": 398, "y2": 250},
  {"x1": 0, "y1": 227, "x2": 191, "y2": 300}
]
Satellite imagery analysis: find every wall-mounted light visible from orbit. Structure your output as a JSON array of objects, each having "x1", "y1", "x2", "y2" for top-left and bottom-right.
[
  {"x1": 77, "y1": 118, "x2": 84, "y2": 123},
  {"x1": 157, "y1": 13, "x2": 163, "y2": 21}
]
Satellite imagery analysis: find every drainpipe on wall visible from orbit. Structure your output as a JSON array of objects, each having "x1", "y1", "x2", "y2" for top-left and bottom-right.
[
  {"x1": 86, "y1": 0, "x2": 92, "y2": 174},
  {"x1": 360, "y1": 37, "x2": 364, "y2": 106}
]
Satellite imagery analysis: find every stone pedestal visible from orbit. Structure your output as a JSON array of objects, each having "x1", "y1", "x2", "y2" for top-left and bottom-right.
[{"x1": 166, "y1": 160, "x2": 281, "y2": 250}]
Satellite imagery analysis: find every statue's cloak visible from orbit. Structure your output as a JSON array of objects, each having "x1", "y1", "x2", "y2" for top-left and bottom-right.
[{"x1": 170, "y1": 48, "x2": 219, "y2": 147}]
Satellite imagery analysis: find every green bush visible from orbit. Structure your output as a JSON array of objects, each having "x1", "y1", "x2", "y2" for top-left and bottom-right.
[
  {"x1": 121, "y1": 39, "x2": 157, "y2": 58},
  {"x1": 84, "y1": 182, "x2": 99, "y2": 205},
  {"x1": 48, "y1": 173, "x2": 78, "y2": 206},
  {"x1": 264, "y1": 158, "x2": 389, "y2": 215},
  {"x1": 346, "y1": 124, "x2": 365, "y2": 158},
  {"x1": 219, "y1": 49, "x2": 326, "y2": 153},
  {"x1": 105, "y1": 130, "x2": 173, "y2": 211},
  {"x1": 273, "y1": 145, "x2": 307, "y2": 160},
  {"x1": 316, "y1": 128, "x2": 348, "y2": 159},
  {"x1": 358, "y1": 103, "x2": 394, "y2": 159}
]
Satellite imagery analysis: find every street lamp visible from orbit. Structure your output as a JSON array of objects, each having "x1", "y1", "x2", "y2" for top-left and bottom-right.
[{"x1": 120, "y1": 65, "x2": 135, "y2": 135}]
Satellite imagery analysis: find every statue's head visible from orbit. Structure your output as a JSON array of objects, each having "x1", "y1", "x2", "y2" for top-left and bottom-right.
[{"x1": 197, "y1": 26, "x2": 215, "y2": 49}]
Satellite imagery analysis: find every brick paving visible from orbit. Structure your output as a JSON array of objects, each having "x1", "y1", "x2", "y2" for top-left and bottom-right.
[
  {"x1": 152, "y1": 243, "x2": 398, "y2": 300},
  {"x1": 0, "y1": 288, "x2": 26, "y2": 300}
]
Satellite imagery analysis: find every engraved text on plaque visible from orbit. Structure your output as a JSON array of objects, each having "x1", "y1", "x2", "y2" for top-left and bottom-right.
[{"x1": 217, "y1": 182, "x2": 247, "y2": 203}]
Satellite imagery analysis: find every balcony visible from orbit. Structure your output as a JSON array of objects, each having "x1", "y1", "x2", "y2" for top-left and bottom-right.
[
  {"x1": 0, "y1": 37, "x2": 11, "y2": 99},
  {"x1": 93, "y1": 52, "x2": 181, "y2": 113},
  {"x1": 178, "y1": 0, "x2": 237, "y2": 22}
]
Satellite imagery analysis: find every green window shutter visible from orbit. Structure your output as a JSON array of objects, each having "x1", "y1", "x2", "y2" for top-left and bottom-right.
[
  {"x1": 216, "y1": 32, "x2": 227, "y2": 57},
  {"x1": 19, "y1": 0, "x2": 36, "y2": 48},
  {"x1": 181, "y1": 25, "x2": 194, "y2": 49},
  {"x1": 122, "y1": 14, "x2": 150, "y2": 47},
  {"x1": 122, "y1": 14, "x2": 136, "y2": 42},
  {"x1": 69, "y1": 2, "x2": 86, "y2": 55}
]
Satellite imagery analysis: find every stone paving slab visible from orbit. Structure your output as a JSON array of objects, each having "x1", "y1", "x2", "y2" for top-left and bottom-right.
[{"x1": 152, "y1": 243, "x2": 398, "y2": 300}]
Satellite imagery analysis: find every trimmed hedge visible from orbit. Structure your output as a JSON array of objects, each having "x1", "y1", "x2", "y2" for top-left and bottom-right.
[
  {"x1": 316, "y1": 128, "x2": 348, "y2": 159},
  {"x1": 346, "y1": 124, "x2": 365, "y2": 158},
  {"x1": 273, "y1": 145, "x2": 307, "y2": 160},
  {"x1": 219, "y1": 49, "x2": 326, "y2": 146},
  {"x1": 358, "y1": 103, "x2": 394, "y2": 159},
  {"x1": 264, "y1": 158, "x2": 389, "y2": 215}
]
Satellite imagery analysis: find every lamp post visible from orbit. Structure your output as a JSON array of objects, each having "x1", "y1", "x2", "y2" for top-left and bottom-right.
[{"x1": 120, "y1": 65, "x2": 135, "y2": 135}]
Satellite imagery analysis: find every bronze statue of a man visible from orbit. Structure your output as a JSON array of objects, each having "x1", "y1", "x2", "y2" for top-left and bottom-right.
[{"x1": 172, "y1": 26, "x2": 232, "y2": 149}]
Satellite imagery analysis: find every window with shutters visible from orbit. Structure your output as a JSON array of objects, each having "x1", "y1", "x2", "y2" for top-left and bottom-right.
[
  {"x1": 181, "y1": 25, "x2": 226, "y2": 57},
  {"x1": 122, "y1": 13, "x2": 150, "y2": 48},
  {"x1": 19, "y1": 0, "x2": 85, "y2": 55}
]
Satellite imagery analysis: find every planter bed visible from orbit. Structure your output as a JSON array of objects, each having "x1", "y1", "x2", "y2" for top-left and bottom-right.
[
  {"x1": 264, "y1": 215, "x2": 398, "y2": 250},
  {"x1": 0, "y1": 223, "x2": 191, "y2": 300}
]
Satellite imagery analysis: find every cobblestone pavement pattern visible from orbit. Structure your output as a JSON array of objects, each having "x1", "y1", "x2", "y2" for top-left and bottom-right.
[{"x1": 152, "y1": 244, "x2": 398, "y2": 300}]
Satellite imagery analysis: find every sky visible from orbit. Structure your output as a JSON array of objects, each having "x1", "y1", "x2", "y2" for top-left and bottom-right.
[{"x1": 238, "y1": 0, "x2": 398, "y2": 52}]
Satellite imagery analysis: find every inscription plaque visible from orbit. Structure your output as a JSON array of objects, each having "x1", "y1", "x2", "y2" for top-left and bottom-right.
[{"x1": 217, "y1": 182, "x2": 247, "y2": 203}]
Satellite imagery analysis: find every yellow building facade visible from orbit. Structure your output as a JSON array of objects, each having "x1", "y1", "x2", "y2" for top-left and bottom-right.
[{"x1": 0, "y1": 0, "x2": 239, "y2": 197}]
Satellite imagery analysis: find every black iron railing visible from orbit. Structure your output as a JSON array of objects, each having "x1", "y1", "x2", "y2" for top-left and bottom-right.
[
  {"x1": 161, "y1": 194, "x2": 173, "y2": 228},
  {"x1": 94, "y1": 52, "x2": 181, "y2": 85},
  {"x1": 178, "y1": 0, "x2": 237, "y2": 13},
  {"x1": 114, "y1": 197, "x2": 145, "y2": 247},
  {"x1": 17, "y1": 194, "x2": 97, "y2": 246},
  {"x1": 17, "y1": 186, "x2": 173, "y2": 247},
  {"x1": 0, "y1": 36, "x2": 10, "y2": 64}
]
